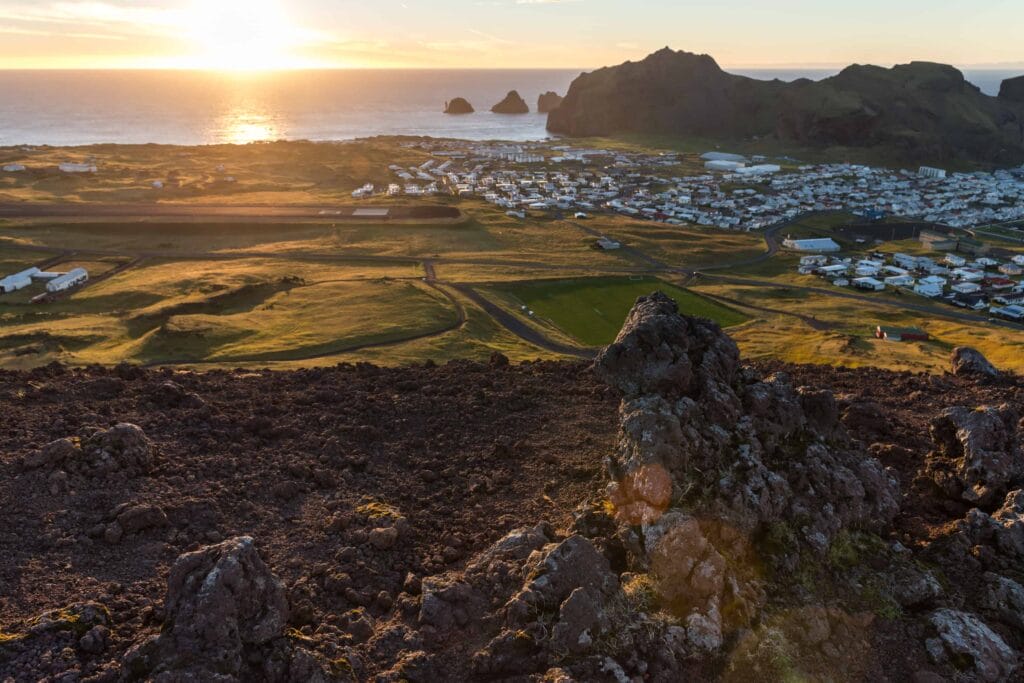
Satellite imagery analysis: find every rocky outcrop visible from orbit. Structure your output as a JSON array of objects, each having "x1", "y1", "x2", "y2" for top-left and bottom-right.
[
  {"x1": 593, "y1": 292, "x2": 899, "y2": 649},
  {"x1": 956, "y1": 489, "x2": 1024, "y2": 562},
  {"x1": 537, "y1": 91, "x2": 563, "y2": 114},
  {"x1": 926, "y1": 404, "x2": 1023, "y2": 506},
  {"x1": 123, "y1": 536, "x2": 328, "y2": 681},
  {"x1": 547, "y1": 48, "x2": 1024, "y2": 165},
  {"x1": 443, "y1": 98, "x2": 474, "y2": 115},
  {"x1": 1000, "y1": 75, "x2": 1024, "y2": 104},
  {"x1": 491, "y1": 90, "x2": 529, "y2": 114},
  {"x1": 925, "y1": 609, "x2": 1018, "y2": 682},
  {"x1": 951, "y1": 346, "x2": 1001, "y2": 378}
]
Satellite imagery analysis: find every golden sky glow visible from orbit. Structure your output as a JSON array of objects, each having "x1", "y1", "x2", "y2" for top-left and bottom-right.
[{"x1": 0, "y1": 0, "x2": 1022, "y2": 70}]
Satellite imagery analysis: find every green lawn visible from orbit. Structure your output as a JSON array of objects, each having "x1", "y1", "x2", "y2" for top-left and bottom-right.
[{"x1": 497, "y1": 276, "x2": 749, "y2": 347}]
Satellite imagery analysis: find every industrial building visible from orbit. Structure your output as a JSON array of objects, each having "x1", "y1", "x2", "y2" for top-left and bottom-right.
[
  {"x1": 918, "y1": 166, "x2": 947, "y2": 180},
  {"x1": 782, "y1": 237, "x2": 841, "y2": 252},
  {"x1": 46, "y1": 268, "x2": 89, "y2": 293}
]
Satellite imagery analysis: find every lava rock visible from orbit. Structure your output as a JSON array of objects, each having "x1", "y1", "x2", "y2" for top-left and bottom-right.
[
  {"x1": 925, "y1": 609, "x2": 1018, "y2": 682},
  {"x1": 951, "y1": 347, "x2": 1001, "y2": 379}
]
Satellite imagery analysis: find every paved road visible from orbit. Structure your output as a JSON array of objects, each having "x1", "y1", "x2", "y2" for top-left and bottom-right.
[
  {"x1": 0, "y1": 202, "x2": 461, "y2": 220},
  {"x1": 449, "y1": 283, "x2": 596, "y2": 359}
]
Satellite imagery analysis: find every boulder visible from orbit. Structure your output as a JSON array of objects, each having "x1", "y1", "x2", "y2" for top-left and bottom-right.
[
  {"x1": 444, "y1": 98, "x2": 475, "y2": 115},
  {"x1": 950, "y1": 347, "x2": 1000, "y2": 378},
  {"x1": 537, "y1": 91, "x2": 563, "y2": 113},
  {"x1": 925, "y1": 609, "x2": 1018, "y2": 682},
  {"x1": 83, "y1": 423, "x2": 154, "y2": 476},
  {"x1": 927, "y1": 405, "x2": 1022, "y2": 506},
  {"x1": 980, "y1": 573, "x2": 1024, "y2": 630},
  {"x1": 123, "y1": 536, "x2": 328, "y2": 681},
  {"x1": 491, "y1": 91, "x2": 529, "y2": 114}
]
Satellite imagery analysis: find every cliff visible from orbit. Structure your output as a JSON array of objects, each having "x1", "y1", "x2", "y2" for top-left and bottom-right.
[{"x1": 547, "y1": 48, "x2": 1024, "y2": 165}]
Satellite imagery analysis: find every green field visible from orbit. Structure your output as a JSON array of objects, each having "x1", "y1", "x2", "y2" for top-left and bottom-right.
[{"x1": 495, "y1": 277, "x2": 749, "y2": 347}]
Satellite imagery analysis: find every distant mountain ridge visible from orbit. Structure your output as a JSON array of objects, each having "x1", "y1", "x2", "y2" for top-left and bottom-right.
[{"x1": 547, "y1": 48, "x2": 1024, "y2": 165}]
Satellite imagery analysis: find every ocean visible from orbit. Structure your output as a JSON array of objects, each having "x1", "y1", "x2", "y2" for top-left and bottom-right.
[{"x1": 0, "y1": 68, "x2": 1018, "y2": 147}]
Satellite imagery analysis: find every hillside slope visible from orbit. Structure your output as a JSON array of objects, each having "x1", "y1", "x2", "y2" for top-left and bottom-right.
[
  {"x1": 2, "y1": 297, "x2": 1024, "y2": 681},
  {"x1": 547, "y1": 48, "x2": 1024, "y2": 165}
]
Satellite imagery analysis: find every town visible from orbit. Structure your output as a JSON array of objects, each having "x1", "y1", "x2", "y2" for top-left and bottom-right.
[
  {"x1": 785, "y1": 233, "x2": 1024, "y2": 321},
  {"x1": 358, "y1": 140, "x2": 1024, "y2": 233}
]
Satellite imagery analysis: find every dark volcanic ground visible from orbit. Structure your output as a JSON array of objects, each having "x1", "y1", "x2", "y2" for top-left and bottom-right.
[{"x1": 1, "y1": 358, "x2": 1023, "y2": 681}]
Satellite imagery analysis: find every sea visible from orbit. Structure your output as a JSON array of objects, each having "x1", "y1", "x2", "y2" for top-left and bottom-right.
[{"x1": 0, "y1": 68, "x2": 1019, "y2": 147}]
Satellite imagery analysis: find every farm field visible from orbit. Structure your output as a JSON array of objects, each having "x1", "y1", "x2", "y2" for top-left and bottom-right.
[{"x1": 491, "y1": 276, "x2": 750, "y2": 347}]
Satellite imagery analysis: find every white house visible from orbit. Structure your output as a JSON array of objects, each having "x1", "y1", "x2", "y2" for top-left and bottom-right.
[
  {"x1": 1013, "y1": 255, "x2": 1024, "y2": 267},
  {"x1": 945, "y1": 254, "x2": 967, "y2": 267},
  {"x1": 852, "y1": 277, "x2": 886, "y2": 291},
  {"x1": 951, "y1": 281, "x2": 982, "y2": 295},
  {"x1": 2, "y1": 164, "x2": 26, "y2": 172},
  {"x1": 800, "y1": 255, "x2": 829, "y2": 267},
  {"x1": 914, "y1": 281, "x2": 944, "y2": 298},
  {"x1": 952, "y1": 268, "x2": 985, "y2": 282},
  {"x1": 884, "y1": 275, "x2": 915, "y2": 288},
  {"x1": 46, "y1": 268, "x2": 88, "y2": 293}
]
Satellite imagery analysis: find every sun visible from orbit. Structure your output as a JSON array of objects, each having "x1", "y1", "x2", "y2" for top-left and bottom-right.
[{"x1": 185, "y1": 0, "x2": 297, "y2": 71}]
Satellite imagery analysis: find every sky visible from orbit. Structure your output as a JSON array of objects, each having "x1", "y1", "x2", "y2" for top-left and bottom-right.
[{"x1": 0, "y1": 0, "x2": 1022, "y2": 71}]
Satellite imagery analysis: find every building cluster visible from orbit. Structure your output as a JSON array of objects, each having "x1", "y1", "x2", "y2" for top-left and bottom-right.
[
  {"x1": 796, "y1": 245, "x2": 1024, "y2": 321},
  {"x1": 353, "y1": 141, "x2": 1024, "y2": 234},
  {"x1": 0, "y1": 266, "x2": 89, "y2": 298}
]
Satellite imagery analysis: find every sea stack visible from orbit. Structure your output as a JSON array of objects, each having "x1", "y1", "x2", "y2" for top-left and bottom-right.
[
  {"x1": 444, "y1": 98, "x2": 475, "y2": 115},
  {"x1": 537, "y1": 91, "x2": 564, "y2": 113},
  {"x1": 491, "y1": 90, "x2": 529, "y2": 114}
]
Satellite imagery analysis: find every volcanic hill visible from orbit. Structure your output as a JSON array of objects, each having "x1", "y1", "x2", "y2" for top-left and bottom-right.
[
  {"x1": 546, "y1": 48, "x2": 1024, "y2": 166},
  {"x1": 2, "y1": 293, "x2": 1024, "y2": 681}
]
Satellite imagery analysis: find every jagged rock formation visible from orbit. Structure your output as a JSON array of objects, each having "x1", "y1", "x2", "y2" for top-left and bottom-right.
[
  {"x1": 951, "y1": 346, "x2": 1002, "y2": 378},
  {"x1": 124, "y1": 536, "x2": 328, "y2": 681},
  {"x1": 537, "y1": 91, "x2": 564, "y2": 113},
  {"x1": 443, "y1": 98, "x2": 474, "y2": 115},
  {"x1": 547, "y1": 48, "x2": 1024, "y2": 165},
  {"x1": 926, "y1": 404, "x2": 1023, "y2": 506},
  {"x1": 592, "y1": 292, "x2": 900, "y2": 648},
  {"x1": 491, "y1": 90, "x2": 529, "y2": 114},
  {"x1": 925, "y1": 609, "x2": 1018, "y2": 682}
]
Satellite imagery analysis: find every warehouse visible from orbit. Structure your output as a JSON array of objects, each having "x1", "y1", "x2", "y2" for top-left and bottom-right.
[
  {"x1": 783, "y1": 237, "x2": 841, "y2": 253},
  {"x1": 705, "y1": 160, "x2": 745, "y2": 172},
  {"x1": 46, "y1": 268, "x2": 88, "y2": 293},
  {"x1": 0, "y1": 267, "x2": 41, "y2": 293}
]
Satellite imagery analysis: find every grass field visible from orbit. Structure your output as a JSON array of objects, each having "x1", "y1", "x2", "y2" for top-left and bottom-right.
[
  {"x1": 1, "y1": 139, "x2": 1022, "y2": 373},
  {"x1": 494, "y1": 276, "x2": 749, "y2": 347}
]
